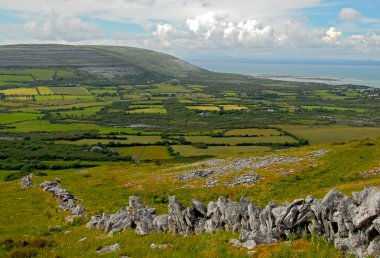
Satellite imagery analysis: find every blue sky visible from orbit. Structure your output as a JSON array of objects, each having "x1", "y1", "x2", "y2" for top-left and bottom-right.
[{"x1": 0, "y1": 0, "x2": 379, "y2": 60}]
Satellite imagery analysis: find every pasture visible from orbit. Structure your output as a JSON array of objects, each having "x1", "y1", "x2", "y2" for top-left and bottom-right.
[
  {"x1": 0, "y1": 112, "x2": 41, "y2": 124},
  {"x1": 173, "y1": 145, "x2": 272, "y2": 157},
  {"x1": 185, "y1": 135, "x2": 298, "y2": 145},
  {"x1": 187, "y1": 106, "x2": 220, "y2": 111},
  {"x1": 220, "y1": 105, "x2": 248, "y2": 111},
  {"x1": 50, "y1": 87, "x2": 90, "y2": 96},
  {"x1": 278, "y1": 125, "x2": 380, "y2": 144},
  {"x1": 0, "y1": 74, "x2": 34, "y2": 82},
  {"x1": 37, "y1": 86, "x2": 54, "y2": 95},
  {"x1": 113, "y1": 146, "x2": 171, "y2": 160},
  {"x1": 225, "y1": 128, "x2": 282, "y2": 136},
  {"x1": 0, "y1": 88, "x2": 38, "y2": 96}
]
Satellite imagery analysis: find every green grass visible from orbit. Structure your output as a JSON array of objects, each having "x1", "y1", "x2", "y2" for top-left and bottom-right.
[
  {"x1": 142, "y1": 84, "x2": 193, "y2": 93},
  {"x1": 129, "y1": 108, "x2": 167, "y2": 114},
  {"x1": 0, "y1": 112, "x2": 41, "y2": 124},
  {"x1": 113, "y1": 146, "x2": 171, "y2": 159},
  {"x1": 35, "y1": 95, "x2": 63, "y2": 101},
  {"x1": 0, "y1": 69, "x2": 58, "y2": 80},
  {"x1": 185, "y1": 136, "x2": 298, "y2": 145},
  {"x1": 278, "y1": 125, "x2": 380, "y2": 145},
  {"x1": 1, "y1": 138, "x2": 378, "y2": 257},
  {"x1": 56, "y1": 136, "x2": 163, "y2": 145},
  {"x1": 37, "y1": 86, "x2": 54, "y2": 95},
  {"x1": 0, "y1": 74, "x2": 34, "y2": 82},
  {"x1": 50, "y1": 87, "x2": 90, "y2": 96},
  {"x1": 58, "y1": 106, "x2": 103, "y2": 117},
  {"x1": 63, "y1": 95, "x2": 96, "y2": 101},
  {"x1": 56, "y1": 70, "x2": 74, "y2": 78},
  {"x1": 173, "y1": 145, "x2": 272, "y2": 157},
  {"x1": 301, "y1": 105, "x2": 366, "y2": 113},
  {"x1": 225, "y1": 128, "x2": 281, "y2": 136},
  {"x1": 88, "y1": 88, "x2": 118, "y2": 95}
]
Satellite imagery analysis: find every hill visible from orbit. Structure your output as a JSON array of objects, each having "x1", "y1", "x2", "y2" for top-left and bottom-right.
[{"x1": 0, "y1": 44, "x2": 215, "y2": 83}]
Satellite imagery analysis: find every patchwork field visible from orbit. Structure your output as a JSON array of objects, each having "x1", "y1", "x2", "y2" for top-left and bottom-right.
[{"x1": 0, "y1": 74, "x2": 34, "y2": 82}]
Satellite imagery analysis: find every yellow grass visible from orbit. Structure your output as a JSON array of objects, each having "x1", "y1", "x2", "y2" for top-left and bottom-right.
[
  {"x1": 220, "y1": 105, "x2": 248, "y2": 111},
  {"x1": 0, "y1": 88, "x2": 38, "y2": 96},
  {"x1": 37, "y1": 86, "x2": 54, "y2": 95},
  {"x1": 187, "y1": 106, "x2": 220, "y2": 111}
]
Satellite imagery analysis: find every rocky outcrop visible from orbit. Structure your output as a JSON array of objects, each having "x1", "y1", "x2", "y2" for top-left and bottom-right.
[
  {"x1": 20, "y1": 174, "x2": 34, "y2": 189},
  {"x1": 87, "y1": 187, "x2": 380, "y2": 257}
]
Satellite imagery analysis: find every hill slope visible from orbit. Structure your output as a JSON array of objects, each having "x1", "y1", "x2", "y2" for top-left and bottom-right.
[{"x1": 0, "y1": 44, "x2": 211, "y2": 82}]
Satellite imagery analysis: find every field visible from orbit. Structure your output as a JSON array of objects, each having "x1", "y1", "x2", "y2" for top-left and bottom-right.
[
  {"x1": 35, "y1": 95, "x2": 63, "y2": 101},
  {"x1": 185, "y1": 135, "x2": 298, "y2": 145},
  {"x1": 187, "y1": 106, "x2": 220, "y2": 111},
  {"x1": 50, "y1": 87, "x2": 90, "y2": 96},
  {"x1": 56, "y1": 136, "x2": 163, "y2": 145},
  {"x1": 173, "y1": 145, "x2": 272, "y2": 156},
  {"x1": 37, "y1": 86, "x2": 54, "y2": 95},
  {"x1": 278, "y1": 125, "x2": 380, "y2": 144},
  {"x1": 0, "y1": 88, "x2": 38, "y2": 95},
  {"x1": 301, "y1": 105, "x2": 366, "y2": 113},
  {"x1": 225, "y1": 128, "x2": 282, "y2": 136},
  {"x1": 220, "y1": 105, "x2": 248, "y2": 111},
  {"x1": 0, "y1": 74, "x2": 34, "y2": 82},
  {"x1": 0, "y1": 113, "x2": 41, "y2": 124},
  {"x1": 113, "y1": 146, "x2": 171, "y2": 160}
]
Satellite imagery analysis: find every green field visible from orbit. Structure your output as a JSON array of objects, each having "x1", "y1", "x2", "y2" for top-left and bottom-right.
[
  {"x1": 63, "y1": 95, "x2": 96, "y2": 101},
  {"x1": 220, "y1": 105, "x2": 248, "y2": 111},
  {"x1": 35, "y1": 95, "x2": 63, "y2": 101},
  {"x1": 37, "y1": 86, "x2": 54, "y2": 95},
  {"x1": 58, "y1": 106, "x2": 103, "y2": 117},
  {"x1": 50, "y1": 87, "x2": 90, "y2": 96},
  {"x1": 278, "y1": 125, "x2": 380, "y2": 144},
  {"x1": 0, "y1": 113, "x2": 41, "y2": 124},
  {"x1": 301, "y1": 105, "x2": 366, "y2": 113},
  {"x1": 173, "y1": 145, "x2": 272, "y2": 156},
  {"x1": 56, "y1": 136, "x2": 163, "y2": 145},
  {"x1": 185, "y1": 135, "x2": 298, "y2": 145},
  {"x1": 225, "y1": 128, "x2": 281, "y2": 136},
  {"x1": 0, "y1": 74, "x2": 34, "y2": 82},
  {"x1": 113, "y1": 146, "x2": 171, "y2": 159}
]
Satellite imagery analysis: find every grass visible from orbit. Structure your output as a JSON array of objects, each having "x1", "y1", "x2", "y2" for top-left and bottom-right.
[
  {"x1": 0, "y1": 74, "x2": 34, "y2": 82},
  {"x1": 138, "y1": 84, "x2": 192, "y2": 93},
  {"x1": 37, "y1": 86, "x2": 54, "y2": 95},
  {"x1": 56, "y1": 70, "x2": 74, "y2": 78},
  {"x1": 129, "y1": 108, "x2": 167, "y2": 114},
  {"x1": 113, "y1": 146, "x2": 171, "y2": 160},
  {"x1": 0, "y1": 112, "x2": 41, "y2": 124},
  {"x1": 173, "y1": 145, "x2": 272, "y2": 157},
  {"x1": 56, "y1": 136, "x2": 163, "y2": 145},
  {"x1": 35, "y1": 95, "x2": 63, "y2": 101},
  {"x1": 220, "y1": 105, "x2": 248, "y2": 111},
  {"x1": 58, "y1": 106, "x2": 103, "y2": 117},
  {"x1": 187, "y1": 106, "x2": 220, "y2": 111},
  {"x1": 278, "y1": 125, "x2": 380, "y2": 145},
  {"x1": 88, "y1": 88, "x2": 118, "y2": 95},
  {"x1": 63, "y1": 95, "x2": 96, "y2": 101},
  {"x1": 0, "y1": 88, "x2": 38, "y2": 96},
  {"x1": 225, "y1": 128, "x2": 282, "y2": 136},
  {"x1": 185, "y1": 136, "x2": 298, "y2": 145},
  {"x1": 1, "y1": 138, "x2": 378, "y2": 257},
  {"x1": 50, "y1": 87, "x2": 90, "y2": 96},
  {"x1": 301, "y1": 105, "x2": 366, "y2": 113}
]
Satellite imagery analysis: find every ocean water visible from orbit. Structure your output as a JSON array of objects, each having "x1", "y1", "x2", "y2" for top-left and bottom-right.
[{"x1": 190, "y1": 61, "x2": 380, "y2": 88}]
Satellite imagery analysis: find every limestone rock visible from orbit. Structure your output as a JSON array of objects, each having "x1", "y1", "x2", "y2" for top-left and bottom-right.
[{"x1": 96, "y1": 243, "x2": 120, "y2": 254}]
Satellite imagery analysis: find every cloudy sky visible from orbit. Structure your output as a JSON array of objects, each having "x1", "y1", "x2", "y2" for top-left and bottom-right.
[{"x1": 0, "y1": 0, "x2": 379, "y2": 60}]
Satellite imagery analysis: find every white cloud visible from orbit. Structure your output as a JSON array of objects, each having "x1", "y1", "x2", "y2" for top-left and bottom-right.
[
  {"x1": 338, "y1": 7, "x2": 379, "y2": 23},
  {"x1": 323, "y1": 27, "x2": 342, "y2": 43},
  {"x1": 24, "y1": 7, "x2": 102, "y2": 41}
]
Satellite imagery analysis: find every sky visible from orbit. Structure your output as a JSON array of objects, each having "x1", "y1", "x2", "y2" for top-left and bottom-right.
[{"x1": 0, "y1": 0, "x2": 379, "y2": 60}]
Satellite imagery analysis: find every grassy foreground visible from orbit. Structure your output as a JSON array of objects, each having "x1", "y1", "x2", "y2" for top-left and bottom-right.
[{"x1": 1, "y1": 138, "x2": 379, "y2": 257}]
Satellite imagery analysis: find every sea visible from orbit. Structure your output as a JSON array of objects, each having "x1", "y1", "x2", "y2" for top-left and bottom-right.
[{"x1": 189, "y1": 59, "x2": 380, "y2": 88}]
